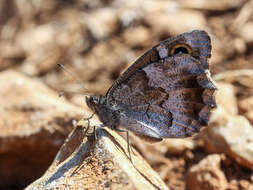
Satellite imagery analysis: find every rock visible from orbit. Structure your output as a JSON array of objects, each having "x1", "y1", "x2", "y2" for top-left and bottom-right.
[
  {"x1": 233, "y1": 38, "x2": 247, "y2": 54},
  {"x1": 85, "y1": 8, "x2": 119, "y2": 39},
  {"x1": 204, "y1": 106, "x2": 253, "y2": 170},
  {"x1": 179, "y1": 0, "x2": 245, "y2": 11},
  {"x1": 15, "y1": 10, "x2": 88, "y2": 76},
  {"x1": 201, "y1": 80, "x2": 253, "y2": 170},
  {"x1": 145, "y1": 10, "x2": 207, "y2": 35},
  {"x1": 213, "y1": 70, "x2": 253, "y2": 100},
  {"x1": 201, "y1": 81, "x2": 253, "y2": 170},
  {"x1": 240, "y1": 21, "x2": 253, "y2": 45},
  {"x1": 123, "y1": 26, "x2": 151, "y2": 47},
  {"x1": 0, "y1": 0, "x2": 17, "y2": 25},
  {"x1": 160, "y1": 139, "x2": 195, "y2": 155},
  {"x1": 215, "y1": 82, "x2": 238, "y2": 115},
  {"x1": 186, "y1": 154, "x2": 227, "y2": 190},
  {"x1": 131, "y1": 136, "x2": 196, "y2": 162},
  {"x1": 78, "y1": 40, "x2": 131, "y2": 94},
  {"x1": 0, "y1": 70, "x2": 85, "y2": 189},
  {"x1": 240, "y1": 96, "x2": 253, "y2": 124},
  {"x1": 26, "y1": 120, "x2": 169, "y2": 190},
  {"x1": 238, "y1": 180, "x2": 252, "y2": 190}
]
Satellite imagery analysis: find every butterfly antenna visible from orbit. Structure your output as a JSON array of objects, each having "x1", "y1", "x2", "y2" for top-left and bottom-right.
[
  {"x1": 58, "y1": 90, "x2": 91, "y2": 97},
  {"x1": 57, "y1": 63, "x2": 89, "y2": 97}
]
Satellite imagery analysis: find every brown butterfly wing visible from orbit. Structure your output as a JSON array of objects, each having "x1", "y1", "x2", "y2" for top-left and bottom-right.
[
  {"x1": 105, "y1": 30, "x2": 216, "y2": 139},
  {"x1": 106, "y1": 30, "x2": 211, "y2": 99}
]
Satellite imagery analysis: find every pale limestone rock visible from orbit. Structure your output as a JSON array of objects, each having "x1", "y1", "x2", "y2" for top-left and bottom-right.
[
  {"x1": 215, "y1": 82, "x2": 238, "y2": 115},
  {"x1": 240, "y1": 96, "x2": 253, "y2": 124},
  {"x1": 202, "y1": 81, "x2": 253, "y2": 170},
  {"x1": 186, "y1": 154, "x2": 227, "y2": 190},
  {"x1": 204, "y1": 106, "x2": 253, "y2": 170},
  {"x1": 145, "y1": 10, "x2": 207, "y2": 35},
  {"x1": 131, "y1": 135, "x2": 195, "y2": 162},
  {"x1": 26, "y1": 120, "x2": 169, "y2": 190},
  {"x1": 240, "y1": 23, "x2": 253, "y2": 44},
  {"x1": 85, "y1": 8, "x2": 118, "y2": 39},
  {"x1": 179, "y1": 0, "x2": 245, "y2": 10},
  {"x1": 123, "y1": 26, "x2": 151, "y2": 47}
]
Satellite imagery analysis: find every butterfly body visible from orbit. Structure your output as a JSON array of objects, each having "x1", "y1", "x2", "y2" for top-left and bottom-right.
[{"x1": 86, "y1": 30, "x2": 216, "y2": 142}]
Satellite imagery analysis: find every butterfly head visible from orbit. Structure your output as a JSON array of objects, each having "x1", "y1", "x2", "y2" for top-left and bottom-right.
[
  {"x1": 85, "y1": 95, "x2": 119, "y2": 127},
  {"x1": 86, "y1": 95, "x2": 101, "y2": 110}
]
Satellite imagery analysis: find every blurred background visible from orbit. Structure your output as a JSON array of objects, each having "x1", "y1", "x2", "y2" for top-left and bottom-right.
[{"x1": 0, "y1": 0, "x2": 253, "y2": 189}]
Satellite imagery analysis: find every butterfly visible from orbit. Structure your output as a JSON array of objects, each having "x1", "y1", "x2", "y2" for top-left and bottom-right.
[{"x1": 86, "y1": 30, "x2": 216, "y2": 143}]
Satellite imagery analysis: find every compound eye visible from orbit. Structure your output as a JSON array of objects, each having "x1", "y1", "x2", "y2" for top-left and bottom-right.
[{"x1": 171, "y1": 44, "x2": 192, "y2": 55}]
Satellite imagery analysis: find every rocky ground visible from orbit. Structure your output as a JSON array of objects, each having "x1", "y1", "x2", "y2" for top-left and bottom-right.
[{"x1": 1, "y1": 0, "x2": 253, "y2": 189}]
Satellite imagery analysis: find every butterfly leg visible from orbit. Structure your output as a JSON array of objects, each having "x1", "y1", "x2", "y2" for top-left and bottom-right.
[
  {"x1": 83, "y1": 113, "x2": 104, "y2": 137},
  {"x1": 113, "y1": 128, "x2": 136, "y2": 163},
  {"x1": 76, "y1": 111, "x2": 96, "y2": 137}
]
